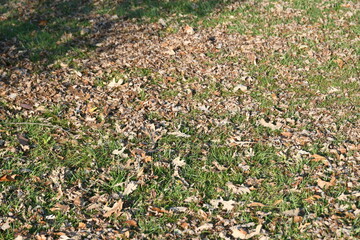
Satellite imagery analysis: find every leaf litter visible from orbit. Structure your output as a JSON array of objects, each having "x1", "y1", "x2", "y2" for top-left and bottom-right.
[{"x1": 0, "y1": 0, "x2": 359, "y2": 239}]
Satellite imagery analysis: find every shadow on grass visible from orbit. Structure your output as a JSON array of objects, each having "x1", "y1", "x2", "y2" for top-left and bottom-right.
[{"x1": 0, "y1": 0, "x2": 236, "y2": 67}]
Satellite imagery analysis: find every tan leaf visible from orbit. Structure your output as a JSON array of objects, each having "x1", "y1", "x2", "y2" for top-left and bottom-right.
[
  {"x1": 123, "y1": 181, "x2": 138, "y2": 195},
  {"x1": 168, "y1": 131, "x2": 191, "y2": 138},
  {"x1": 226, "y1": 182, "x2": 251, "y2": 194},
  {"x1": 172, "y1": 156, "x2": 186, "y2": 167},
  {"x1": 317, "y1": 176, "x2": 336, "y2": 189},
  {"x1": 294, "y1": 216, "x2": 303, "y2": 223},
  {"x1": 0, "y1": 174, "x2": 17, "y2": 182},
  {"x1": 259, "y1": 119, "x2": 282, "y2": 130},
  {"x1": 123, "y1": 220, "x2": 137, "y2": 227},
  {"x1": 231, "y1": 225, "x2": 262, "y2": 239},
  {"x1": 283, "y1": 208, "x2": 300, "y2": 217},
  {"x1": 281, "y1": 132, "x2": 292, "y2": 138},
  {"x1": 311, "y1": 154, "x2": 326, "y2": 162},
  {"x1": 247, "y1": 202, "x2": 265, "y2": 207},
  {"x1": 196, "y1": 223, "x2": 213, "y2": 232},
  {"x1": 78, "y1": 222, "x2": 86, "y2": 229},
  {"x1": 103, "y1": 199, "x2": 123, "y2": 218}
]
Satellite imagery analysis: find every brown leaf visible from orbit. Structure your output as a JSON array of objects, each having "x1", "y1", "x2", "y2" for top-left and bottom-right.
[
  {"x1": 103, "y1": 199, "x2": 123, "y2": 217},
  {"x1": 281, "y1": 131, "x2": 292, "y2": 138},
  {"x1": 0, "y1": 174, "x2": 17, "y2": 182},
  {"x1": 20, "y1": 103, "x2": 33, "y2": 110},
  {"x1": 311, "y1": 154, "x2": 326, "y2": 162},
  {"x1": 247, "y1": 202, "x2": 265, "y2": 207},
  {"x1": 293, "y1": 216, "x2": 303, "y2": 223},
  {"x1": 283, "y1": 208, "x2": 301, "y2": 217},
  {"x1": 17, "y1": 134, "x2": 30, "y2": 146},
  {"x1": 78, "y1": 222, "x2": 86, "y2": 229},
  {"x1": 317, "y1": 175, "x2": 336, "y2": 189},
  {"x1": 123, "y1": 220, "x2": 138, "y2": 227}
]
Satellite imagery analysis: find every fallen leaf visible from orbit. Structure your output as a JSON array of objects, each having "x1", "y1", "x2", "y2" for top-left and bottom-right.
[
  {"x1": 196, "y1": 223, "x2": 213, "y2": 232},
  {"x1": 20, "y1": 103, "x2": 33, "y2": 110},
  {"x1": 231, "y1": 225, "x2": 262, "y2": 239},
  {"x1": 317, "y1": 176, "x2": 336, "y2": 189},
  {"x1": 311, "y1": 154, "x2": 326, "y2": 162},
  {"x1": 247, "y1": 202, "x2": 265, "y2": 207},
  {"x1": 168, "y1": 131, "x2": 191, "y2": 138},
  {"x1": 226, "y1": 182, "x2": 251, "y2": 194},
  {"x1": 233, "y1": 84, "x2": 248, "y2": 92},
  {"x1": 123, "y1": 181, "x2": 138, "y2": 195},
  {"x1": 0, "y1": 174, "x2": 17, "y2": 182},
  {"x1": 17, "y1": 134, "x2": 30, "y2": 146},
  {"x1": 103, "y1": 199, "x2": 123, "y2": 218},
  {"x1": 210, "y1": 198, "x2": 236, "y2": 211},
  {"x1": 281, "y1": 131, "x2": 292, "y2": 138},
  {"x1": 107, "y1": 78, "x2": 124, "y2": 88},
  {"x1": 123, "y1": 220, "x2": 137, "y2": 227},
  {"x1": 283, "y1": 208, "x2": 301, "y2": 217},
  {"x1": 259, "y1": 119, "x2": 282, "y2": 130},
  {"x1": 172, "y1": 156, "x2": 186, "y2": 167},
  {"x1": 294, "y1": 216, "x2": 303, "y2": 223},
  {"x1": 78, "y1": 222, "x2": 86, "y2": 229}
]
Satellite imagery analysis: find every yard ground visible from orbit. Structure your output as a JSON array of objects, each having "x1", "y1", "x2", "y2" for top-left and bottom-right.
[{"x1": 0, "y1": 0, "x2": 359, "y2": 239}]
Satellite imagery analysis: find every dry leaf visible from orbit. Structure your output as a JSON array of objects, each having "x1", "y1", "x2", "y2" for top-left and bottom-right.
[
  {"x1": 123, "y1": 181, "x2": 138, "y2": 195},
  {"x1": 184, "y1": 25, "x2": 194, "y2": 34},
  {"x1": 281, "y1": 131, "x2": 292, "y2": 138},
  {"x1": 123, "y1": 220, "x2": 137, "y2": 227},
  {"x1": 107, "y1": 78, "x2": 124, "y2": 88},
  {"x1": 317, "y1": 176, "x2": 336, "y2": 189},
  {"x1": 231, "y1": 225, "x2": 262, "y2": 239},
  {"x1": 210, "y1": 198, "x2": 236, "y2": 211},
  {"x1": 283, "y1": 208, "x2": 301, "y2": 217},
  {"x1": 20, "y1": 103, "x2": 33, "y2": 110},
  {"x1": 103, "y1": 199, "x2": 123, "y2": 217},
  {"x1": 293, "y1": 216, "x2": 303, "y2": 223},
  {"x1": 17, "y1": 134, "x2": 30, "y2": 146},
  {"x1": 247, "y1": 202, "x2": 265, "y2": 207},
  {"x1": 172, "y1": 156, "x2": 186, "y2": 167},
  {"x1": 226, "y1": 182, "x2": 251, "y2": 194},
  {"x1": 196, "y1": 223, "x2": 213, "y2": 232},
  {"x1": 168, "y1": 131, "x2": 191, "y2": 138},
  {"x1": 311, "y1": 154, "x2": 326, "y2": 162},
  {"x1": 259, "y1": 119, "x2": 282, "y2": 130},
  {"x1": 233, "y1": 84, "x2": 248, "y2": 92},
  {"x1": 0, "y1": 174, "x2": 17, "y2": 182},
  {"x1": 78, "y1": 222, "x2": 86, "y2": 229}
]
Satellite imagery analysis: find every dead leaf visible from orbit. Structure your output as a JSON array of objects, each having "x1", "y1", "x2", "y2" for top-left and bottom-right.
[
  {"x1": 294, "y1": 216, "x2": 303, "y2": 223},
  {"x1": 259, "y1": 119, "x2": 282, "y2": 130},
  {"x1": 168, "y1": 131, "x2": 191, "y2": 138},
  {"x1": 231, "y1": 225, "x2": 262, "y2": 239},
  {"x1": 123, "y1": 181, "x2": 138, "y2": 195},
  {"x1": 233, "y1": 84, "x2": 248, "y2": 92},
  {"x1": 103, "y1": 199, "x2": 123, "y2": 217},
  {"x1": 78, "y1": 222, "x2": 86, "y2": 229},
  {"x1": 108, "y1": 78, "x2": 124, "y2": 88},
  {"x1": 281, "y1": 131, "x2": 292, "y2": 138},
  {"x1": 0, "y1": 174, "x2": 17, "y2": 182},
  {"x1": 210, "y1": 198, "x2": 236, "y2": 211},
  {"x1": 196, "y1": 223, "x2": 213, "y2": 232},
  {"x1": 311, "y1": 154, "x2": 326, "y2": 162},
  {"x1": 123, "y1": 220, "x2": 137, "y2": 227},
  {"x1": 283, "y1": 208, "x2": 301, "y2": 217},
  {"x1": 172, "y1": 156, "x2": 186, "y2": 167},
  {"x1": 317, "y1": 176, "x2": 336, "y2": 189},
  {"x1": 334, "y1": 58, "x2": 344, "y2": 68},
  {"x1": 20, "y1": 103, "x2": 33, "y2": 110},
  {"x1": 226, "y1": 182, "x2": 251, "y2": 194},
  {"x1": 50, "y1": 203, "x2": 70, "y2": 213},
  {"x1": 247, "y1": 202, "x2": 265, "y2": 207},
  {"x1": 17, "y1": 134, "x2": 30, "y2": 146},
  {"x1": 184, "y1": 25, "x2": 194, "y2": 34}
]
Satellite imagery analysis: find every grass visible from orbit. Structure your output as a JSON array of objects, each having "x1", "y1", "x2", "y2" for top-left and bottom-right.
[{"x1": 1, "y1": 0, "x2": 359, "y2": 239}]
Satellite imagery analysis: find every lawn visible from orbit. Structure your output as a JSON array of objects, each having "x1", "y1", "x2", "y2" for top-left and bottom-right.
[{"x1": 0, "y1": 0, "x2": 359, "y2": 239}]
